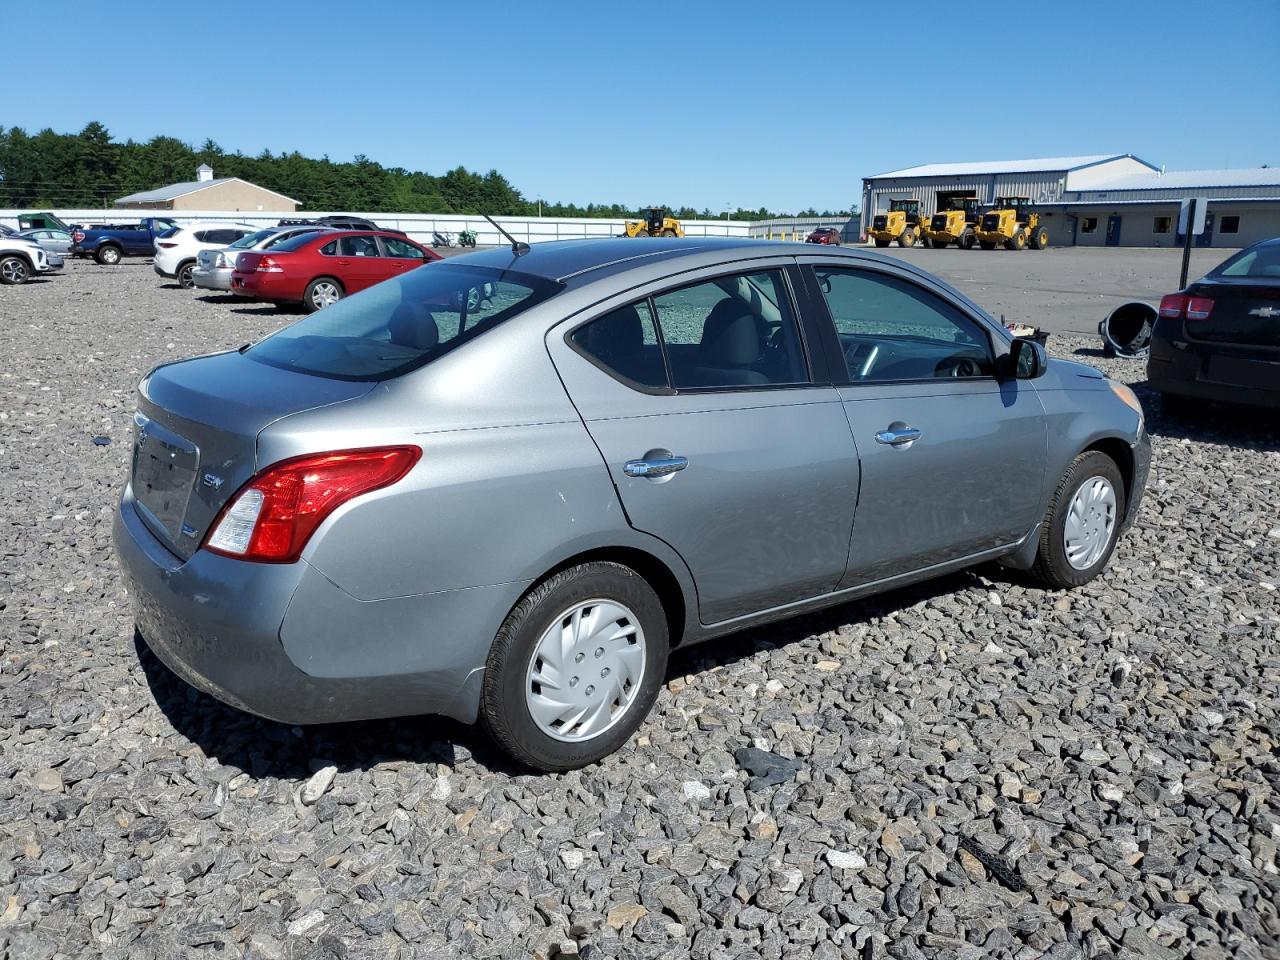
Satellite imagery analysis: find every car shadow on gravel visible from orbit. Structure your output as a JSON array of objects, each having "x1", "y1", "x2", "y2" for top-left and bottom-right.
[
  {"x1": 1129, "y1": 382, "x2": 1280, "y2": 450},
  {"x1": 133, "y1": 632, "x2": 530, "y2": 781},
  {"x1": 195, "y1": 294, "x2": 241, "y2": 305}
]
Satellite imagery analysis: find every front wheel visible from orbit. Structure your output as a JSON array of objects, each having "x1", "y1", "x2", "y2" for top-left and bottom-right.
[
  {"x1": 481, "y1": 562, "x2": 669, "y2": 771},
  {"x1": 1029, "y1": 226, "x2": 1050, "y2": 250},
  {"x1": 661, "y1": 229, "x2": 677, "y2": 238},
  {"x1": 898, "y1": 229, "x2": 916, "y2": 248},
  {"x1": 303, "y1": 277, "x2": 344, "y2": 313},
  {"x1": 1032, "y1": 451, "x2": 1126, "y2": 589},
  {"x1": 0, "y1": 255, "x2": 31, "y2": 285}
]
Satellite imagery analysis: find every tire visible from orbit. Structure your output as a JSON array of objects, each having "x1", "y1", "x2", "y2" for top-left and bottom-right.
[
  {"x1": 979, "y1": 241, "x2": 996, "y2": 250},
  {"x1": 481, "y1": 562, "x2": 669, "y2": 771},
  {"x1": 1006, "y1": 229, "x2": 1027, "y2": 251},
  {"x1": 661, "y1": 229, "x2": 677, "y2": 238},
  {"x1": 302, "y1": 277, "x2": 344, "y2": 313},
  {"x1": 1029, "y1": 226, "x2": 1049, "y2": 249},
  {"x1": 633, "y1": 229, "x2": 650, "y2": 238},
  {"x1": 96, "y1": 244, "x2": 122, "y2": 265},
  {"x1": 897, "y1": 229, "x2": 916, "y2": 248},
  {"x1": 874, "y1": 239, "x2": 890, "y2": 248},
  {"x1": 176, "y1": 261, "x2": 196, "y2": 289},
  {"x1": 0, "y1": 255, "x2": 31, "y2": 285},
  {"x1": 961, "y1": 231, "x2": 976, "y2": 250},
  {"x1": 1031, "y1": 451, "x2": 1126, "y2": 589}
]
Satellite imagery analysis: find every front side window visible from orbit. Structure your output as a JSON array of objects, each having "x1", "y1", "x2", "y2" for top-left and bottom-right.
[
  {"x1": 247, "y1": 265, "x2": 561, "y2": 380},
  {"x1": 815, "y1": 267, "x2": 993, "y2": 382},
  {"x1": 1220, "y1": 215, "x2": 1240, "y2": 234},
  {"x1": 381, "y1": 236, "x2": 424, "y2": 259}
]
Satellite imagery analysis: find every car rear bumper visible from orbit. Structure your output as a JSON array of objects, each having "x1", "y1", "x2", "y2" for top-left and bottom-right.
[
  {"x1": 114, "y1": 488, "x2": 526, "y2": 725},
  {"x1": 230, "y1": 271, "x2": 300, "y2": 301},
  {"x1": 1148, "y1": 333, "x2": 1280, "y2": 409},
  {"x1": 153, "y1": 262, "x2": 176, "y2": 279},
  {"x1": 192, "y1": 266, "x2": 232, "y2": 291}
]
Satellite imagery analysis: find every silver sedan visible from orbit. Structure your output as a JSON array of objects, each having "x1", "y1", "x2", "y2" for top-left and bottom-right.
[
  {"x1": 16, "y1": 228, "x2": 73, "y2": 255},
  {"x1": 115, "y1": 238, "x2": 1150, "y2": 770}
]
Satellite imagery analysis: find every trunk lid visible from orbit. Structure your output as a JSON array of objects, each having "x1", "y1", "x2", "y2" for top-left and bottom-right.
[
  {"x1": 1188, "y1": 278, "x2": 1280, "y2": 348},
  {"x1": 131, "y1": 350, "x2": 376, "y2": 560}
]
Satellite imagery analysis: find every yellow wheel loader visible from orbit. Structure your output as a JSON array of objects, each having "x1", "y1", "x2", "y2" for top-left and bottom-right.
[
  {"x1": 973, "y1": 197, "x2": 1050, "y2": 251},
  {"x1": 868, "y1": 199, "x2": 925, "y2": 248},
  {"x1": 625, "y1": 207, "x2": 684, "y2": 238},
  {"x1": 924, "y1": 197, "x2": 982, "y2": 249}
]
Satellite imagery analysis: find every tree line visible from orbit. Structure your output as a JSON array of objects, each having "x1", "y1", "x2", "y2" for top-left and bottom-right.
[{"x1": 0, "y1": 122, "x2": 856, "y2": 221}]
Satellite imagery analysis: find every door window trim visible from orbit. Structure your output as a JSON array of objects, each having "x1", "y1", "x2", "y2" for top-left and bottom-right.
[
  {"x1": 801, "y1": 262, "x2": 1004, "y2": 387},
  {"x1": 564, "y1": 263, "x2": 818, "y2": 396}
]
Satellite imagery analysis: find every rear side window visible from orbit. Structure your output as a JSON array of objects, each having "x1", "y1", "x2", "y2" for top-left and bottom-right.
[
  {"x1": 572, "y1": 269, "x2": 808, "y2": 392},
  {"x1": 815, "y1": 268, "x2": 993, "y2": 382},
  {"x1": 571, "y1": 303, "x2": 666, "y2": 389},
  {"x1": 247, "y1": 265, "x2": 561, "y2": 381}
]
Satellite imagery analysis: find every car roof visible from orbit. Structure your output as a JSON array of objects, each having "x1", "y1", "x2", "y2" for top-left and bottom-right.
[{"x1": 448, "y1": 237, "x2": 917, "y2": 283}]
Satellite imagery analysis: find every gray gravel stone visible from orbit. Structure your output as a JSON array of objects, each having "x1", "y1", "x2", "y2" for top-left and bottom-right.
[{"x1": 1, "y1": 262, "x2": 1278, "y2": 958}]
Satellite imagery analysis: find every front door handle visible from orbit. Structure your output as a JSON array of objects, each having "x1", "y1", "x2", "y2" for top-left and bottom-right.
[
  {"x1": 623, "y1": 455, "x2": 688, "y2": 478},
  {"x1": 875, "y1": 425, "x2": 922, "y2": 446}
]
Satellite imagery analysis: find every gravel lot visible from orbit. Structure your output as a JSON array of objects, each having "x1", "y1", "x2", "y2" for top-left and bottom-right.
[{"x1": 1, "y1": 259, "x2": 1278, "y2": 960}]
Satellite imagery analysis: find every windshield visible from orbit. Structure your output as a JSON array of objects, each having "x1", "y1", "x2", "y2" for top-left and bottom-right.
[
  {"x1": 230, "y1": 229, "x2": 274, "y2": 249},
  {"x1": 247, "y1": 264, "x2": 563, "y2": 381},
  {"x1": 1211, "y1": 244, "x2": 1280, "y2": 279}
]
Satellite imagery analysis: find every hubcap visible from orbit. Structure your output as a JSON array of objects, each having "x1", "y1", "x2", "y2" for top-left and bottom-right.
[
  {"x1": 1063, "y1": 476, "x2": 1117, "y2": 570},
  {"x1": 103, "y1": 249, "x2": 119, "y2": 263},
  {"x1": 2, "y1": 259, "x2": 27, "y2": 282},
  {"x1": 525, "y1": 599, "x2": 646, "y2": 743},
  {"x1": 313, "y1": 282, "x2": 340, "y2": 308}
]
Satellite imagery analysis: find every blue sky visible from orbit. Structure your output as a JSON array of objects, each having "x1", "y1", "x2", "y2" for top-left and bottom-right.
[{"x1": 7, "y1": 0, "x2": 1279, "y2": 212}]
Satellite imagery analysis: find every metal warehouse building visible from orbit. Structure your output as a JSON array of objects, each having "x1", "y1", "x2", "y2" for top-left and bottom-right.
[{"x1": 861, "y1": 155, "x2": 1280, "y2": 248}]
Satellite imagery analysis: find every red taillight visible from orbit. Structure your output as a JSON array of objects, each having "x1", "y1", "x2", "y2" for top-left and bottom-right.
[
  {"x1": 72, "y1": 230, "x2": 85, "y2": 243},
  {"x1": 256, "y1": 255, "x2": 283, "y2": 273},
  {"x1": 1185, "y1": 296, "x2": 1214, "y2": 320},
  {"x1": 203, "y1": 446, "x2": 421, "y2": 563},
  {"x1": 157, "y1": 241, "x2": 177, "y2": 249},
  {"x1": 1158, "y1": 294, "x2": 1187, "y2": 318}
]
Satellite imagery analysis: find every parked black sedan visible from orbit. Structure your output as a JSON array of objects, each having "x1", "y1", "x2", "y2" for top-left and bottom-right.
[{"x1": 1148, "y1": 237, "x2": 1280, "y2": 411}]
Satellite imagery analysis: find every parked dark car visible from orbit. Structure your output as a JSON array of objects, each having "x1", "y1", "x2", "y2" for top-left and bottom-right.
[
  {"x1": 1148, "y1": 237, "x2": 1280, "y2": 411},
  {"x1": 115, "y1": 237, "x2": 1150, "y2": 770},
  {"x1": 280, "y1": 215, "x2": 382, "y2": 231},
  {"x1": 70, "y1": 217, "x2": 180, "y2": 264},
  {"x1": 806, "y1": 227, "x2": 842, "y2": 245}
]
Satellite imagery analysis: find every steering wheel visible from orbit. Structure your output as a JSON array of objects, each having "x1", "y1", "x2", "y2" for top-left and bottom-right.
[{"x1": 947, "y1": 356, "x2": 983, "y2": 378}]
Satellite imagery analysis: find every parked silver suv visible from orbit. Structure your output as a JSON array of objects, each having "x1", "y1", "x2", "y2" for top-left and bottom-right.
[{"x1": 115, "y1": 238, "x2": 1150, "y2": 770}]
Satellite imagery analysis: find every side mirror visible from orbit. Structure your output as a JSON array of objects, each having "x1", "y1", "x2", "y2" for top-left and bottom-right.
[{"x1": 1007, "y1": 337, "x2": 1047, "y2": 379}]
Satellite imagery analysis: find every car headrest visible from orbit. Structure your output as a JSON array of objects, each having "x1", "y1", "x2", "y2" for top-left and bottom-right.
[
  {"x1": 387, "y1": 303, "x2": 439, "y2": 351},
  {"x1": 586, "y1": 304, "x2": 645, "y2": 360},
  {"x1": 700, "y1": 299, "x2": 761, "y2": 367}
]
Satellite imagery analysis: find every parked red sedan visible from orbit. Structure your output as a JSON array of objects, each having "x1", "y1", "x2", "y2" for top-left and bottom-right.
[
  {"x1": 231, "y1": 230, "x2": 441, "y2": 312},
  {"x1": 805, "y1": 227, "x2": 842, "y2": 245}
]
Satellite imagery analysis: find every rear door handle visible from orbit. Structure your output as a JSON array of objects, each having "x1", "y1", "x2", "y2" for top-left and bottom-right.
[
  {"x1": 623, "y1": 455, "x2": 688, "y2": 478},
  {"x1": 875, "y1": 426, "x2": 922, "y2": 446}
]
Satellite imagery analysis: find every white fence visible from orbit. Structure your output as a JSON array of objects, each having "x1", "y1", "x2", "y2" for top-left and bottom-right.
[{"x1": 0, "y1": 209, "x2": 753, "y2": 247}]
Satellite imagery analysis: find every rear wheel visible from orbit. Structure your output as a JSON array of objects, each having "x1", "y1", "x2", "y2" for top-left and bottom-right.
[
  {"x1": 0, "y1": 255, "x2": 31, "y2": 285},
  {"x1": 176, "y1": 261, "x2": 196, "y2": 289},
  {"x1": 1032, "y1": 451, "x2": 1125, "y2": 589},
  {"x1": 96, "y1": 244, "x2": 122, "y2": 265},
  {"x1": 482, "y1": 562, "x2": 668, "y2": 771},
  {"x1": 961, "y1": 231, "x2": 976, "y2": 250},
  {"x1": 303, "y1": 277, "x2": 344, "y2": 313},
  {"x1": 633, "y1": 229, "x2": 650, "y2": 238}
]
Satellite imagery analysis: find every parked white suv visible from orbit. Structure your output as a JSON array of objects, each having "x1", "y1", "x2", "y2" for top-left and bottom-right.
[
  {"x1": 0, "y1": 235, "x2": 64, "y2": 285},
  {"x1": 154, "y1": 222, "x2": 255, "y2": 289}
]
